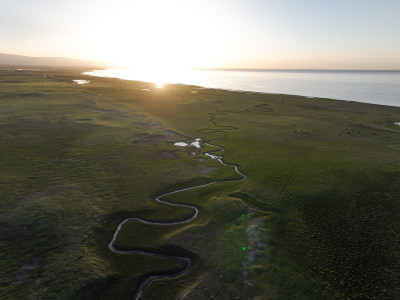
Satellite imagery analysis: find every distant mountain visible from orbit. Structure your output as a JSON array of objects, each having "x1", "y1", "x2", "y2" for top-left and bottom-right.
[{"x1": 0, "y1": 53, "x2": 108, "y2": 67}]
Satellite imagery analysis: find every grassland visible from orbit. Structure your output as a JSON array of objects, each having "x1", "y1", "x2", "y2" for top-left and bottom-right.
[{"x1": 1, "y1": 67, "x2": 400, "y2": 299}]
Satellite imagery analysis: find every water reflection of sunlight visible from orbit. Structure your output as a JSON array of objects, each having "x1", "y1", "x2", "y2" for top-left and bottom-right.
[
  {"x1": 141, "y1": 67, "x2": 189, "y2": 88},
  {"x1": 94, "y1": 67, "x2": 196, "y2": 88}
]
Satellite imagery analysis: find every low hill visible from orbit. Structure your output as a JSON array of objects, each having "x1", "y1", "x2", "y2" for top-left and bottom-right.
[{"x1": 0, "y1": 53, "x2": 107, "y2": 67}]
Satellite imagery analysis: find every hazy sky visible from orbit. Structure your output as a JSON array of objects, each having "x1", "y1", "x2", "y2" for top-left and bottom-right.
[{"x1": 1, "y1": 0, "x2": 400, "y2": 69}]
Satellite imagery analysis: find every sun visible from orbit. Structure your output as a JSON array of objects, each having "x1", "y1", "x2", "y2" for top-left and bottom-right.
[{"x1": 90, "y1": 1, "x2": 219, "y2": 71}]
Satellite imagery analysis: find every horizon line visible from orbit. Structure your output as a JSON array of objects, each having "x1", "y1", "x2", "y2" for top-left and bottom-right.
[{"x1": 192, "y1": 68, "x2": 400, "y2": 72}]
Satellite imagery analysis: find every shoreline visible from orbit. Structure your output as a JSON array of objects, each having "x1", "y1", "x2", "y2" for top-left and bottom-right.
[{"x1": 84, "y1": 68, "x2": 400, "y2": 108}]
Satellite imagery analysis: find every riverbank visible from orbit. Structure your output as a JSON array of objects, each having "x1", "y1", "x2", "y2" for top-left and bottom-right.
[{"x1": 1, "y1": 67, "x2": 400, "y2": 299}]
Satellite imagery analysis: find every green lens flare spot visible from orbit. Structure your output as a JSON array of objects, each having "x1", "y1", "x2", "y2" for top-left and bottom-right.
[{"x1": 242, "y1": 247, "x2": 246, "y2": 251}]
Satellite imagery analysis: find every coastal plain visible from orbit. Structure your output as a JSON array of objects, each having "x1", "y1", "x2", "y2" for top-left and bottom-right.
[{"x1": 1, "y1": 68, "x2": 400, "y2": 299}]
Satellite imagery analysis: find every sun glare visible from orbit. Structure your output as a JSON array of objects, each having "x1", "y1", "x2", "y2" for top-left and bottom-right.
[
  {"x1": 82, "y1": 0, "x2": 246, "y2": 86},
  {"x1": 89, "y1": 0, "x2": 221, "y2": 71},
  {"x1": 95, "y1": 66, "x2": 195, "y2": 89},
  {"x1": 136, "y1": 66, "x2": 190, "y2": 88}
]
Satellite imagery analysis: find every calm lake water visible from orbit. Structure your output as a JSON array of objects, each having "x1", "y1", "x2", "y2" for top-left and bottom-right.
[{"x1": 85, "y1": 69, "x2": 400, "y2": 107}]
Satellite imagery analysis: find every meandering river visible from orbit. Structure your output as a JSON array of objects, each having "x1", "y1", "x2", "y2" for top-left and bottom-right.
[{"x1": 109, "y1": 141, "x2": 246, "y2": 299}]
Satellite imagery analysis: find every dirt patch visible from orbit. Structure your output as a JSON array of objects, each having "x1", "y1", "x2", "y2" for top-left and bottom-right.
[
  {"x1": 132, "y1": 125, "x2": 188, "y2": 147},
  {"x1": 74, "y1": 118, "x2": 93, "y2": 123},
  {"x1": 253, "y1": 104, "x2": 274, "y2": 111},
  {"x1": 13, "y1": 257, "x2": 42, "y2": 284},
  {"x1": 198, "y1": 166, "x2": 214, "y2": 174},
  {"x1": 132, "y1": 133, "x2": 149, "y2": 142},
  {"x1": 243, "y1": 216, "x2": 267, "y2": 297},
  {"x1": 158, "y1": 151, "x2": 178, "y2": 160},
  {"x1": 186, "y1": 145, "x2": 202, "y2": 156}
]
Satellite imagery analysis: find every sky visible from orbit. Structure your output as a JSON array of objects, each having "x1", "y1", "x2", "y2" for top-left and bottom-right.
[{"x1": 1, "y1": 0, "x2": 400, "y2": 70}]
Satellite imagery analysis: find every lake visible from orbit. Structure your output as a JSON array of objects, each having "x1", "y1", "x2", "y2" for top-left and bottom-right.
[{"x1": 84, "y1": 69, "x2": 400, "y2": 107}]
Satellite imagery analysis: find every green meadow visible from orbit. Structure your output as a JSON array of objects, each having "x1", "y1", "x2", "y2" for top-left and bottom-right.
[{"x1": 1, "y1": 68, "x2": 400, "y2": 299}]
